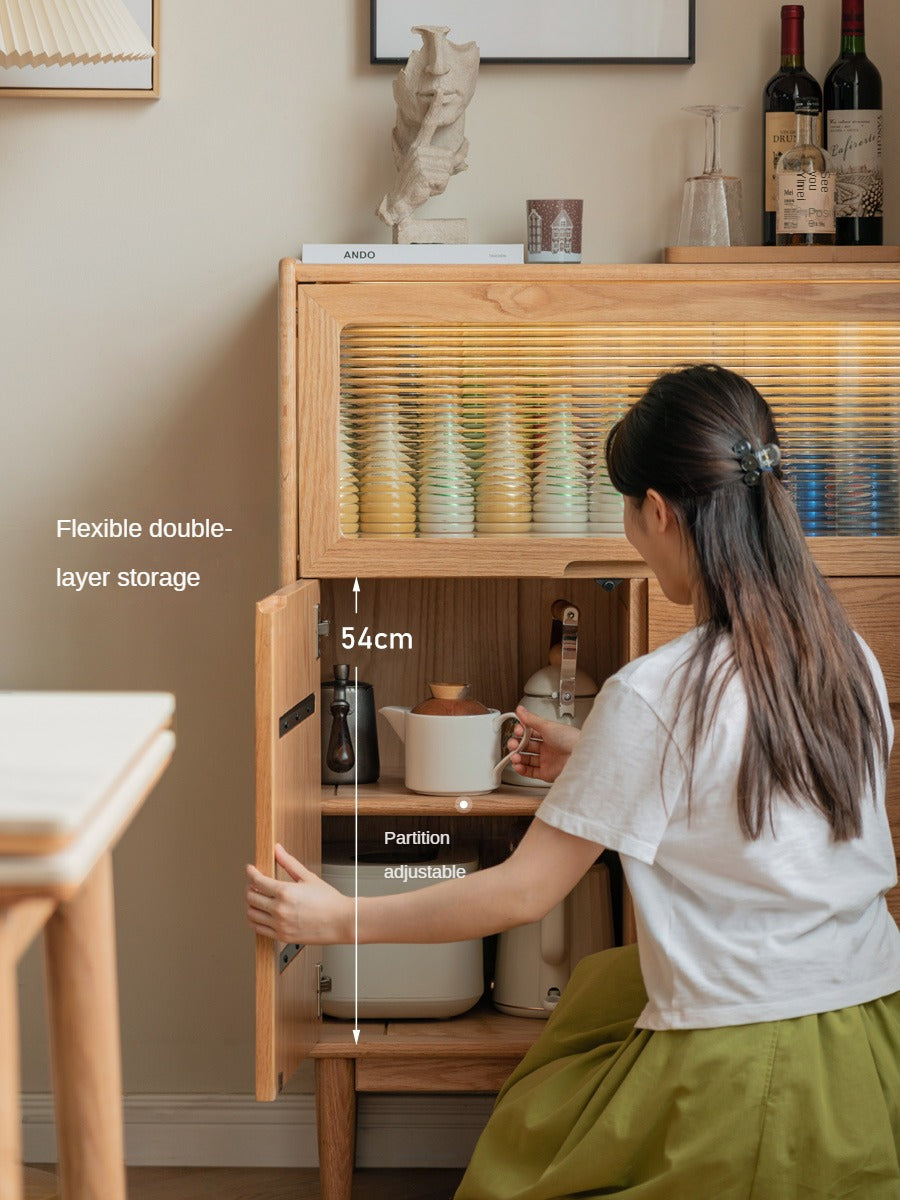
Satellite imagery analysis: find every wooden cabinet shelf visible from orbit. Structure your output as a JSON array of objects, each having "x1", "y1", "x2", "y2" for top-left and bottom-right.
[
  {"x1": 303, "y1": 534, "x2": 900, "y2": 580},
  {"x1": 321, "y1": 777, "x2": 543, "y2": 818},
  {"x1": 314, "y1": 1002, "x2": 546, "y2": 1101},
  {"x1": 314, "y1": 999, "x2": 542, "y2": 1060}
]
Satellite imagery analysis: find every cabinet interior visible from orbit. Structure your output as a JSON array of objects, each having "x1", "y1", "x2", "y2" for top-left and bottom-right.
[
  {"x1": 314, "y1": 575, "x2": 640, "y2": 1007},
  {"x1": 318, "y1": 575, "x2": 644, "y2": 782}
]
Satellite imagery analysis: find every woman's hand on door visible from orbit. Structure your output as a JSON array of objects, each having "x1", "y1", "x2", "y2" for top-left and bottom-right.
[{"x1": 246, "y1": 843, "x2": 353, "y2": 944}]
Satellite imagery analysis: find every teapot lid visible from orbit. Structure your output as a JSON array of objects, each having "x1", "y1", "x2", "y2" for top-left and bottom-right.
[{"x1": 411, "y1": 683, "x2": 490, "y2": 716}]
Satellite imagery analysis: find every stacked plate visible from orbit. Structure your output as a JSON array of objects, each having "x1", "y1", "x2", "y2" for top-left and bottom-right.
[
  {"x1": 787, "y1": 446, "x2": 835, "y2": 536},
  {"x1": 418, "y1": 399, "x2": 475, "y2": 536},
  {"x1": 339, "y1": 421, "x2": 359, "y2": 534},
  {"x1": 473, "y1": 398, "x2": 532, "y2": 534},
  {"x1": 836, "y1": 449, "x2": 899, "y2": 536},
  {"x1": 356, "y1": 397, "x2": 417, "y2": 536},
  {"x1": 532, "y1": 401, "x2": 589, "y2": 535}
]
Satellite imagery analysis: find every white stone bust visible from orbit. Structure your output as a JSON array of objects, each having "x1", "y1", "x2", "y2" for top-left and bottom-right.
[{"x1": 377, "y1": 25, "x2": 479, "y2": 229}]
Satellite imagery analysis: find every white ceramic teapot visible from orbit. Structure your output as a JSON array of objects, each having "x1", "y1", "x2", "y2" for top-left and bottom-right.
[
  {"x1": 380, "y1": 684, "x2": 528, "y2": 795},
  {"x1": 503, "y1": 600, "x2": 597, "y2": 788}
]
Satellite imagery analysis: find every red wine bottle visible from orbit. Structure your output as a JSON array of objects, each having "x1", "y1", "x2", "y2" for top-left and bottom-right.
[
  {"x1": 824, "y1": 0, "x2": 883, "y2": 245},
  {"x1": 763, "y1": 5, "x2": 821, "y2": 246}
]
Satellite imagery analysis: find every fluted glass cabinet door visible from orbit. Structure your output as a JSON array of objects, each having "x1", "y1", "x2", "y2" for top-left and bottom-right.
[{"x1": 283, "y1": 264, "x2": 900, "y2": 581}]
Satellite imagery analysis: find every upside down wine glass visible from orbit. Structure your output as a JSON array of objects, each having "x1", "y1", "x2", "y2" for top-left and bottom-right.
[{"x1": 676, "y1": 105, "x2": 746, "y2": 246}]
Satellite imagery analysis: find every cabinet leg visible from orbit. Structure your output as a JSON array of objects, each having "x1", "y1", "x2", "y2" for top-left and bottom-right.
[
  {"x1": 0, "y1": 942, "x2": 23, "y2": 1200},
  {"x1": 315, "y1": 1058, "x2": 356, "y2": 1200},
  {"x1": 43, "y1": 855, "x2": 126, "y2": 1200}
]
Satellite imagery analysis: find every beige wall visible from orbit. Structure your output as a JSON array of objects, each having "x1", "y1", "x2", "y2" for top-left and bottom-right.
[{"x1": 4, "y1": 0, "x2": 898, "y2": 1097}]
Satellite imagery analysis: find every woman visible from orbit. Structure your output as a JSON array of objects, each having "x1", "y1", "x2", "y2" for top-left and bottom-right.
[{"x1": 247, "y1": 364, "x2": 900, "y2": 1197}]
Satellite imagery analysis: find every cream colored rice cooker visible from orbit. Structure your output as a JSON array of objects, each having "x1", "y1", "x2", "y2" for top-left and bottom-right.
[{"x1": 321, "y1": 846, "x2": 483, "y2": 1019}]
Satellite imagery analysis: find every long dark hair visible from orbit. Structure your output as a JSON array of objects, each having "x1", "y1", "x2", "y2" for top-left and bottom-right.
[{"x1": 605, "y1": 363, "x2": 889, "y2": 841}]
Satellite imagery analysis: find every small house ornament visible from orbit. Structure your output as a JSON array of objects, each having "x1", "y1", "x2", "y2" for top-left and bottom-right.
[{"x1": 526, "y1": 199, "x2": 583, "y2": 263}]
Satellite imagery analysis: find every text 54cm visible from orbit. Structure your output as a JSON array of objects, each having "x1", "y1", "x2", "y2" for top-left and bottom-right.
[{"x1": 341, "y1": 625, "x2": 413, "y2": 651}]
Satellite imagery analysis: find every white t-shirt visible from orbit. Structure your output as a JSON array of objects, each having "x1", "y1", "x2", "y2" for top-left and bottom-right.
[{"x1": 536, "y1": 627, "x2": 900, "y2": 1030}]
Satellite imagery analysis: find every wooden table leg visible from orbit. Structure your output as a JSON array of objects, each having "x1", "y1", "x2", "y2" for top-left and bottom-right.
[
  {"x1": 0, "y1": 942, "x2": 23, "y2": 1200},
  {"x1": 315, "y1": 1058, "x2": 356, "y2": 1200},
  {"x1": 0, "y1": 899, "x2": 58, "y2": 1200},
  {"x1": 43, "y1": 854, "x2": 126, "y2": 1200}
]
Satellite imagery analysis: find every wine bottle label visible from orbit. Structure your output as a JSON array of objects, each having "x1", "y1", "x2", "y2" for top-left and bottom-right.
[
  {"x1": 765, "y1": 112, "x2": 823, "y2": 209},
  {"x1": 826, "y1": 109, "x2": 883, "y2": 218},
  {"x1": 776, "y1": 171, "x2": 837, "y2": 234}
]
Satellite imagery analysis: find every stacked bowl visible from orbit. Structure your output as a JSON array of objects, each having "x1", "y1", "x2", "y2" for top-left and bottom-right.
[
  {"x1": 579, "y1": 405, "x2": 624, "y2": 535},
  {"x1": 587, "y1": 462, "x2": 625, "y2": 535},
  {"x1": 474, "y1": 397, "x2": 532, "y2": 534},
  {"x1": 418, "y1": 398, "x2": 475, "y2": 536},
  {"x1": 356, "y1": 396, "x2": 417, "y2": 536},
  {"x1": 532, "y1": 401, "x2": 589, "y2": 535}
]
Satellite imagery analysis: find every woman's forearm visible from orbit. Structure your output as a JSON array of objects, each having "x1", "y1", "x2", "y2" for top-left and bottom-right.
[
  {"x1": 247, "y1": 819, "x2": 603, "y2": 949},
  {"x1": 344, "y1": 818, "x2": 603, "y2": 945},
  {"x1": 356, "y1": 855, "x2": 533, "y2": 944}
]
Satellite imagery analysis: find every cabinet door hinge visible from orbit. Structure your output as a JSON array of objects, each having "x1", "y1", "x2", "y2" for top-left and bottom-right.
[
  {"x1": 279, "y1": 942, "x2": 303, "y2": 973},
  {"x1": 317, "y1": 962, "x2": 332, "y2": 1018},
  {"x1": 315, "y1": 603, "x2": 331, "y2": 659},
  {"x1": 278, "y1": 694, "x2": 315, "y2": 738}
]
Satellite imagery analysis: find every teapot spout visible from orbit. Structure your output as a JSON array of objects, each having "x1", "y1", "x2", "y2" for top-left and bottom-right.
[{"x1": 379, "y1": 706, "x2": 409, "y2": 742}]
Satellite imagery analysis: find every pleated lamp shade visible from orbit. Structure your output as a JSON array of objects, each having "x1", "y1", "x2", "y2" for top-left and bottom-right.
[{"x1": 0, "y1": 0, "x2": 153, "y2": 67}]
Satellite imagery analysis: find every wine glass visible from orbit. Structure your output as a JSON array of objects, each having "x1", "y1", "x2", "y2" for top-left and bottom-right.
[{"x1": 676, "y1": 105, "x2": 745, "y2": 247}]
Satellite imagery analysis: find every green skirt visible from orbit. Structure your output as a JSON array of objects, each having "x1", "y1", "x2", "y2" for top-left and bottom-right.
[{"x1": 455, "y1": 945, "x2": 900, "y2": 1199}]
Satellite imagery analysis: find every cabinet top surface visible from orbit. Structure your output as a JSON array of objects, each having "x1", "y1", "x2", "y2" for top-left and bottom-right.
[{"x1": 286, "y1": 259, "x2": 900, "y2": 286}]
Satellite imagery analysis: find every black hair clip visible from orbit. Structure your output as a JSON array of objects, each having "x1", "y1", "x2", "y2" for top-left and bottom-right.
[{"x1": 732, "y1": 439, "x2": 780, "y2": 487}]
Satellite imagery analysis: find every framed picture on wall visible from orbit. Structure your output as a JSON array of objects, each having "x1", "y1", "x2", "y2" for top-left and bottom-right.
[
  {"x1": 0, "y1": 0, "x2": 159, "y2": 98},
  {"x1": 371, "y1": 0, "x2": 695, "y2": 65}
]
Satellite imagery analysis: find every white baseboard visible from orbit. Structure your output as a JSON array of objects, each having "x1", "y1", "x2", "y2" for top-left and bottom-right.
[{"x1": 22, "y1": 1093, "x2": 495, "y2": 1168}]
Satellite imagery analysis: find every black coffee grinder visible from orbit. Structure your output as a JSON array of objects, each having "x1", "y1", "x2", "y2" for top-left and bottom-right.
[{"x1": 321, "y1": 664, "x2": 380, "y2": 784}]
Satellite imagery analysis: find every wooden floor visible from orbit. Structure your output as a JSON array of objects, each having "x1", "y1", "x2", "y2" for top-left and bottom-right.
[{"x1": 28, "y1": 1166, "x2": 467, "y2": 1199}]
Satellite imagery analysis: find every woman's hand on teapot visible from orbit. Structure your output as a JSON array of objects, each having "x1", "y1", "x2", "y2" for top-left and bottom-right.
[
  {"x1": 508, "y1": 705, "x2": 580, "y2": 784},
  {"x1": 246, "y1": 844, "x2": 352, "y2": 945}
]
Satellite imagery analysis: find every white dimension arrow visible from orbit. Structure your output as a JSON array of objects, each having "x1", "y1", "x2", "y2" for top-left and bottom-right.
[
  {"x1": 353, "y1": 577, "x2": 360, "y2": 614},
  {"x1": 353, "y1": 662, "x2": 360, "y2": 1045}
]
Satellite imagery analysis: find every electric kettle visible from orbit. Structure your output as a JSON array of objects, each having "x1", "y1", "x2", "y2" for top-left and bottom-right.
[
  {"x1": 503, "y1": 599, "x2": 598, "y2": 787},
  {"x1": 321, "y1": 664, "x2": 380, "y2": 785},
  {"x1": 492, "y1": 861, "x2": 614, "y2": 1017}
]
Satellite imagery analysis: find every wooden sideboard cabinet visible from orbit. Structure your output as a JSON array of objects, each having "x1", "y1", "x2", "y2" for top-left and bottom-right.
[{"x1": 255, "y1": 262, "x2": 900, "y2": 1200}]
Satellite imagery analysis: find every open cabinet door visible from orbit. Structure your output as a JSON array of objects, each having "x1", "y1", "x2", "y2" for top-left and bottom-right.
[{"x1": 255, "y1": 579, "x2": 322, "y2": 1099}]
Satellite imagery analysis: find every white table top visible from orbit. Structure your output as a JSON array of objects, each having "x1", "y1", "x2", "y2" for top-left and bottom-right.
[{"x1": 0, "y1": 692, "x2": 175, "y2": 884}]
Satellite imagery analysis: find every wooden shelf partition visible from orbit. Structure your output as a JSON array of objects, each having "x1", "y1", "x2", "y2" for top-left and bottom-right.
[
  {"x1": 321, "y1": 777, "x2": 543, "y2": 818},
  {"x1": 313, "y1": 1000, "x2": 543, "y2": 1060}
]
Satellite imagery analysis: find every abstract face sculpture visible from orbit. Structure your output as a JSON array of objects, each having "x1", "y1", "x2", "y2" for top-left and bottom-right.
[{"x1": 377, "y1": 25, "x2": 479, "y2": 228}]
